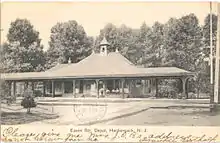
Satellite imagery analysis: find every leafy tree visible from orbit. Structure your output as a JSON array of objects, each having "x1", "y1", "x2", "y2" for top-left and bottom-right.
[
  {"x1": 163, "y1": 14, "x2": 204, "y2": 97},
  {"x1": 136, "y1": 22, "x2": 154, "y2": 67},
  {"x1": 21, "y1": 90, "x2": 37, "y2": 114},
  {"x1": 47, "y1": 20, "x2": 93, "y2": 68},
  {"x1": 7, "y1": 19, "x2": 41, "y2": 48},
  {"x1": 96, "y1": 23, "x2": 139, "y2": 64},
  {"x1": 140, "y1": 22, "x2": 165, "y2": 67},
  {"x1": 3, "y1": 19, "x2": 45, "y2": 72},
  {"x1": 151, "y1": 22, "x2": 165, "y2": 66},
  {"x1": 3, "y1": 42, "x2": 45, "y2": 72},
  {"x1": 0, "y1": 44, "x2": 5, "y2": 73},
  {"x1": 195, "y1": 14, "x2": 218, "y2": 95},
  {"x1": 116, "y1": 25, "x2": 139, "y2": 64},
  {"x1": 203, "y1": 14, "x2": 218, "y2": 52},
  {"x1": 95, "y1": 23, "x2": 119, "y2": 52},
  {"x1": 163, "y1": 14, "x2": 203, "y2": 70}
]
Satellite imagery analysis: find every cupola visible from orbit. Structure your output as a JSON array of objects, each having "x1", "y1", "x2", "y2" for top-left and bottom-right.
[{"x1": 100, "y1": 37, "x2": 110, "y2": 56}]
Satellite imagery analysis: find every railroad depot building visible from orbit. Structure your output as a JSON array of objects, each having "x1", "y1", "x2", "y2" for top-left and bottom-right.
[{"x1": 1, "y1": 38, "x2": 194, "y2": 98}]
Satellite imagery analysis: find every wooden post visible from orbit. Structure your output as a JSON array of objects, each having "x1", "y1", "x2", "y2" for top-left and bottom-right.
[
  {"x1": 121, "y1": 79, "x2": 125, "y2": 99},
  {"x1": 83, "y1": 80, "x2": 86, "y2": 95},
  {"x1": 31, "y1": 81, "x2": 34, "y2": 93},
  {"x1": 128, "y1": 79, "x2": 131, "y2": 94},
  {"x1": 52, "y1": 80, "x2": 55, "y2": 98},
  {"x1": 13, "y1": 81, "x2": 16, "y2": 98},
  {"x1": 148, "y1": 80, "x2": 151, "y2": 93},
  {"x1": 103, "y1": 80, "x2": 106, "y2": 96},
  {"x1": 96, "y1": 79, "x2": 99, "y2": 98},
  {"x1": 181, "y1": 77, "x2": 188, "y2": 99},
  {"x1": 113, "y1": 80, "x2": 116, "y2": 89},
  {"x1": 43, "y1": 81, "x2": 46, "y2": 97},
  {"x1": 62, "y1": 81, "x2": 65, "y2": 96},
  {"x1": 150, "y1": 78, "x2": 154, "y2": 96},
  {"x1": 8, "y1": 81, "x2": 12, "y2": 97},
  {"x1": 143, "y1": 79, "x2": 146, "y2": 96},
  {"x1": 155, "y1": 79, "x2": 158, "y2": 98},
  {"x1": 73, "y1": 80, "x2": 76, "y2": 98}
]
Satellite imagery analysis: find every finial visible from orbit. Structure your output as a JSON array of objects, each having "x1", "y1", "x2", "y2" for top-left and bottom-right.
[{"x1": 68, "y1": 57, "x2": 71, "y2": 64}]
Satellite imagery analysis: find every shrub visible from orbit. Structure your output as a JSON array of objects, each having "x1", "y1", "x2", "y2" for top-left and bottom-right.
[
  {"x1": 33, "y1": 90, "x2": 42, "y2": 97},
  {"x1": 0, "y1": 80, "x2": 10, "y2": 99},
  {"x1": 21, "y1": 90, "x2": 37, "y2": 113}
]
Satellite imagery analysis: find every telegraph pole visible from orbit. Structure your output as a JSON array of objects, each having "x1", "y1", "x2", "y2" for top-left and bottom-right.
[
  {"x1": 210, "y1": 2, "x2": 214, "y2": 85},
  {"x1": 209, "y1": 2, "x2": 215, "y2": 108},
  {"x1": 212, "y1": 2, "x2": 220, "y2": 112}
]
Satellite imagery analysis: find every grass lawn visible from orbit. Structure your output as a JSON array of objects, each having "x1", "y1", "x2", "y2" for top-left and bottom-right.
[
  {"x1": 1, "y1": 103, "x2": 59, "y2": 125},
  {"x1": 1, "y1": 111, "x2": 59, "y2": 125}
]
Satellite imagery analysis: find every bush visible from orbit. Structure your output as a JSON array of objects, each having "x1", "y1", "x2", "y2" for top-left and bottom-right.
[
  {"x1": 33, "y1": 90, "x2": 42, "y2": 97},
  {"x1": 158, "y1": 85, "x2": 178, "y2": 98},
  {"x1": 21, "y1": 90, "x2": 37, "y2": 113},
  {"x1": 0, "y1": 80, "x2": 10, "y2": 99}
]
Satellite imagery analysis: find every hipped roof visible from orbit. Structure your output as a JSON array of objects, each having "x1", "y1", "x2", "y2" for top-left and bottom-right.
[{"x1": 0, "y1": 52, "x2": 194, "y2": 81}]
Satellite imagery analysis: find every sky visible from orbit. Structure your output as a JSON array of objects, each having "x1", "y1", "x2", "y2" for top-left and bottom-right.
[{"x1": 1, "y1": 2, "x2": 218, "y2": 50}]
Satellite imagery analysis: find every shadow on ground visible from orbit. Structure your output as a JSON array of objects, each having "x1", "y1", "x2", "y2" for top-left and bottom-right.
[{"x1": 1, "y1": 111, "x2": 59, "y2": 125}]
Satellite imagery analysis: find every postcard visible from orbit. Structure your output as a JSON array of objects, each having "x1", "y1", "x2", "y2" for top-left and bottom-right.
[{"x1": 1, "y1": 1, "x2": 220, "y2": 142}]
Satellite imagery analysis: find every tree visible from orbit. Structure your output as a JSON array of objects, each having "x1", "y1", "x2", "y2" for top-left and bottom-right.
[
  {"x1": 3, "y1": 19, "x2": 45, "y2": 72},
  {"x1": 141, "y1": 22, "x2": 166, "y2": 67},
  {"x1": 96, "y1": 23, "x2": 139, "y2": 64},
  {"x1": 136, "y1": 22, "x2": 154, "y2": 67},
  {"x1": 163, "y1": 14, "x2": 204, "y2": 97},
  {"x1": 21, "y1": 90, "x2": 37, "y2": 114},
  {"x1": 47, "y1": 20, "x2": 93, "y2": 68},
  {"x1": 163, "y1": 17, "x2": 181, "y2": 66},
  {"x1": 164, "y1": 14, "x2": 203, "y2": 70},
  {"x1": 95, "y1": 23, "x2": 119, "y2": 52},
  {"x1": 7, "y1": 18, "x2": 41, "y2": 48},
  {"x1": 203, "y1": 14, "x2": 218, "y2": 51},
  {"x1": 0, "y1": 44, "x2": 5, "y2": 73}
]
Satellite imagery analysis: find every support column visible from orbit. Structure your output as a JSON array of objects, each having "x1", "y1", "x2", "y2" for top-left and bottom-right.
[
  {"x1": 181, "y1": 77, "x2": 188, "y2": 99},
  {"x1": 103, "y1": 80, "x2": 106, "y2": 96},
  {"x1": 155, "y1": 79, "x2": 158, "y2": 98},
  {"x1": 62, "y1": 81, "x2": 65, "y2": 96},
  {"x1": 73, "y1": 80, "x2": 76, "y2": 98},
  {"x1": 128, "y1": 79, "x2": 131, "y2": 94},
  {"x1": 83, "y1": 80, "x2": 86, "y2": 95},
  {"x1": 150, "y1": 78, "x2": 154, "y2": 96},
  {"x1": 13, "y1": 81, "x2": 16, "y2": 98},
  {"x1": 43, "y1": 81, "x2": 46, "y2": 97},
  {"x1": 52, "y1": 80, "x2": 55, "y2": 98},
  {"x1": 121, "y1": 79, "x2": 125, "y2": 99},
  {"x1": 113, "y1": 80, "x2": 116, "y2": 89},
  {"x1": 96, "y1": 79, "x2": 99, "y2": 98},
  {"x1": 143, "y1": 79, "x2": 146, "y2": 96},
  {"x1": 31, "y1": 81, "x2": 34, "y2": 94},
  {"x1": 8, "y1": 81, "x2": 12, "y2": 97}
]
